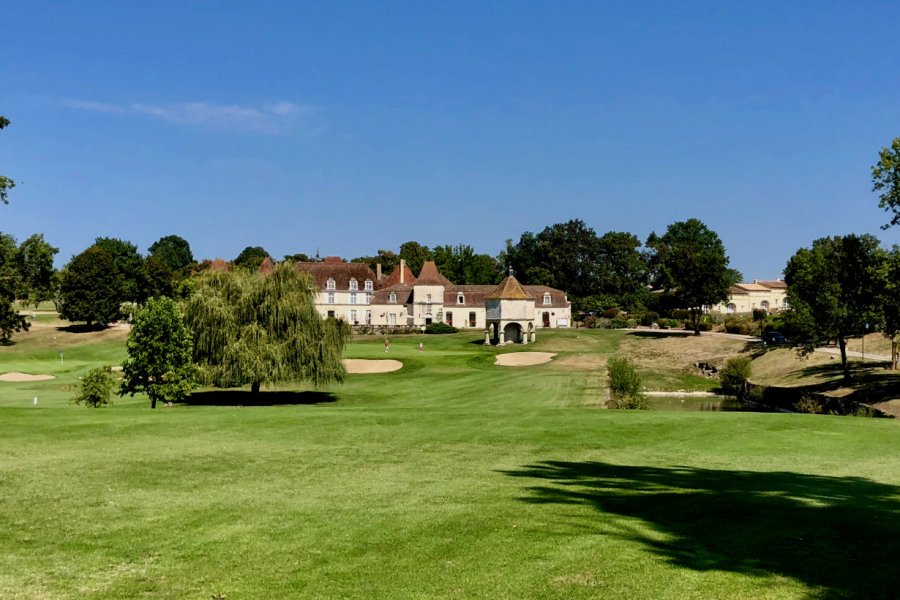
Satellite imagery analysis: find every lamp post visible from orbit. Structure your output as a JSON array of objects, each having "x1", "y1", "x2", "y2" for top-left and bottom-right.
[{"x1": 862, "y1": 322, "x2": 869, "y2": 364}]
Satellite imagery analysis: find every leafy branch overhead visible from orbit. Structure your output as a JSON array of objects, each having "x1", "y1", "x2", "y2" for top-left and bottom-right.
[
  {"x1": 872, "y1": 137, "x2": 900, "y2": 229},
  {"x1": 0, "y1": 116, "x2": 14, "y2": 204}
]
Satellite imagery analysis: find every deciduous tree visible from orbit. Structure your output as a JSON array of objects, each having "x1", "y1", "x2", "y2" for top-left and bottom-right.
[
  {"x1": 148, "y1": 234, "x2": 194, "y2": 272},
  {"x1": 399, "y1": 241, "x2": 431, "y2": 276},
  {"x1": 783, "y1": 234, "x2": 887, "y2": 381},
  {"x1": 120, "y1": 297, "x2": 195, "y2": 409},
  {"x1": 0, "y1": 116, "x2": 14, "y2": 204},
  {"x1": 17, "y1": 233, "x2": 58, "y2": 307},
  {"x1": 72, "y1": 367, "x2": 114, "y2": 407},
  {"x1": 880, "y1": 245, "x2": 900, "y2": 370},
  {"x1": 59, "y1": 246, "x2": 125, "y2": 327},
  {"x1": 872, "y1": 137, "x2": 900, "y2": 229},
  {"x1": 646, "y1": 219, "x2": 740, "y2": 335},
  {"x1": 0, "y1": 232, "x2": 27, "y2": 342},
  {"x1": 233, "y1": 246, "x2": 270, "y2": 271},
  {"x1": 94, "y1": 237, "x2": 144, "y2": 302},
  {"x1": 184, "y1": 261, "x2": 349, "y2": 395}
]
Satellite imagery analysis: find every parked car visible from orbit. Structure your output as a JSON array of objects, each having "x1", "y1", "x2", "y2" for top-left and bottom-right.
[{"x1": 762, "y1": 331, "x2": 788, "y2": 345}]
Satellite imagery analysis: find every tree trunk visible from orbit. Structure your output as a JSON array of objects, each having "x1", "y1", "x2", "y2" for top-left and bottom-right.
[
  {"x1": 892, "y1": 338, "x2": 899, "y2": 371},
  {"x1": 251, "y1": 381, "x2": 261, "y2": 395},
  {"x1": 692, "y1": 308, "x2": 701, "y2": 336},
  {"x1": 838, "y1": 336, "x2": 851, "y2": 382},
  {"x1": 151, "y1": 395, "x2": 157, "y2": 409}
]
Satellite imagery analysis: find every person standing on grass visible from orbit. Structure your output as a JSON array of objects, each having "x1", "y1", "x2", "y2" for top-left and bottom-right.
[
  {"x1": 418, "y1": 340, "x2": 423, "y2": 353},
  {"x1": 384, "y1": 337, "x2": 389, "y2": 353}
]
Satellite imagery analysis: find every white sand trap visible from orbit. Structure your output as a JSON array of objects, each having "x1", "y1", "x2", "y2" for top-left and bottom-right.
[
  {"x1": 495, "y1": 352, "x2": 556, "y2": 367},
  {"x1": 343, "y1": 359, "x2": 403, "y2": 374},
  {"x1": 0, "y1": 372, "x2": 56, "y2": 382}
]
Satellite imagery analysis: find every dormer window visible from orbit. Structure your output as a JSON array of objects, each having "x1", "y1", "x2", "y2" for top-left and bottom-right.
[
  {"x1": 457, "y1": 294, "x2": 465, "y2": 304},
  {"x1": 389, "y1": 292, "x2": 397, "y2": 304},
  {"x1": 349, "y1": 278, "x2": 358, "y2": 291},
  {"x1": 543, "y1": 293, "x2": 551, "y2": 305},
  {"x1": 364, "y1": 280, "x2": 373, "y2": 291},
  {"x1": 326, "y1": 278, "x2": 335, "y2": 290}
]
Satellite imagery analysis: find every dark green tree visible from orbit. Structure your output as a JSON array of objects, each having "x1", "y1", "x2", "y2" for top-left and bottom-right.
[
  {"x1": 595, "y1": 231, "x2": 649, "y2": 310},
  {"x1": 120, "y1": 296, "x2": 195, "y2": 409},
  {"x1": 352, "y1": 249, "x2": 398, "y2": 276},
  {"x1": 0, "y1": 116, "x2": 14, "y2": 204},
  {"x1": 59, "y1": 246, "x2": 125, "y2": 327},
  {"x1": 399, "y1": 241, "x2": 432, "y2": 276},
  {"x1": 233, "y1": 246, "x2": 270, "y2": 271},
  {"x1": 184, "y1": 261, "x2": 350, "y2": 395},
  {"x1": 872, "y1": 137, "x2": 900, "y2": 229},
  {"x1": 506, "y1": 220, "x2": 603, "y2": 310},
  {"x1": 142, "y1": 255, "x2": 175, "y2": 299},
  {"x1": 432, "y1": 244, "x2": 501, "y2": 284},
  {"x1": 148, "y1": 234, "x2": 194, "y2": 272},
  {"x1": 17, "y1": 233, "x2": 58, "y2": 307},
  {"x1": 646, "y1": 219, "x2": 740, "y2": 335},
  {"x1": 0, "y1": 232, "x2": 27, "y2": 343},
  {"x1": 784, "y1": 234, "x2": 887, "y2": 381},
  {"x1": 94, "y1": 237, "x2": 144, "y2": 302}
]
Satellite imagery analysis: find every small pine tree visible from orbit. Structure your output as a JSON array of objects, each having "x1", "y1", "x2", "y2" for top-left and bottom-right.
[
  {"x1": 606, "y1": 356, "x2": 647, "y2": 409},
  {"x1": 73, "y1": 367, "x2": 114, "y2": 407}
]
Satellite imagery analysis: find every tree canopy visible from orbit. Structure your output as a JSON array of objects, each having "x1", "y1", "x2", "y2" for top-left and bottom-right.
[
  {"x1": 882, "y1": 246, "x2": 900, "y2": 370},
  {"x1": 0, "y1": 116, "x2": 14, "y2": 204},
  {"x1": 94, "y1": 237, "x2": 144, "y2": 302},
  {"x1": 120, "y1": 296, "x2": 195, "y2": 409},
  {"x1": 872, "y1": 137, "x2": 900, "y2": 229},
  {"x1": 646, "y1": 219, "x2": 740, "y2": 334},
  {"x1": 0, "y1": 232, "x2": 27, "y2": 342},
  {"x1": 432, "y1": 244, "x2": 500, "y2": 285},
  {"x1": 59, "y1": 246, "x2": 125, "y2": 326},
  {"x1": 783, "y1": 234, "x2": 887, "y2": 381},
  {"x1": 17, "y1": 233, "x2": 58, "y2": 307},
  {"x1": 148, "y1": 235, "x2": 194, "y2": 272},
  {"x1": 184, "y1": 261, "x2": 350, "y2": 394},
  {"x1": 399, "y1": 241, "x2": 431, "y2": 276},
  {"x1": 233, "y1": 246, "x2": 270, "y2": 271}
]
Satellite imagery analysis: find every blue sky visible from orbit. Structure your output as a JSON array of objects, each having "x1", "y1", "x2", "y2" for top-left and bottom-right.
[{"x1": 2, "y1": 1, "x2": 899, "y2": 279}]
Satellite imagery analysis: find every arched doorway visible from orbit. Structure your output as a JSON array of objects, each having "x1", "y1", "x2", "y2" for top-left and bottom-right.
[{"x1": 503, "y1": 322, "x2": 522, "y2": 344}]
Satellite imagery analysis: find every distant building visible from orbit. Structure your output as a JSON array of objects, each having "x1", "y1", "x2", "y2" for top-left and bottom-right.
[
  {"x1": 284, "y1": 257, "x2": 571, "y2": 344},
  {"x1": 711, "y1": 279, "x2": 788, "y2": 314}
]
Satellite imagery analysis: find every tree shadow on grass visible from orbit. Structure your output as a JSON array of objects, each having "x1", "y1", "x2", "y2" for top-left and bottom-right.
[
  {"x1": 182, "y1": 390, "x2": 337, "y2": 407},
  {"x1": 502, "y1": 461, "x2": 900, "y2": 599},
  {"x1": 626, "y1": 330, "x2": 693, "y2": 339},
  {"x1": 55, "y1": 323, "x2": 108, "y2": 334}
]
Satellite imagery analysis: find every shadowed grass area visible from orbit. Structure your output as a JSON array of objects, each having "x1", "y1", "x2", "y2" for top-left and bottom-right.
[{"x1": 504, "y1": 461, "x2": 900, "y2": 600}]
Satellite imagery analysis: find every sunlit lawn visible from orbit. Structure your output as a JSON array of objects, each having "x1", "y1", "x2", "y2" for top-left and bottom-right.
[{"x1": 1, "y1": 328, "x2": 899, "y2": 598}]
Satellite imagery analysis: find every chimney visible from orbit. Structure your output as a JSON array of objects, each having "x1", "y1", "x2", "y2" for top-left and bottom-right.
[
  {"x1": 376, "y1": 263, "x2": 382, "y2": 280},
  {"x1": 400, "y1": 259, "x2": 405, "y2": 284}
]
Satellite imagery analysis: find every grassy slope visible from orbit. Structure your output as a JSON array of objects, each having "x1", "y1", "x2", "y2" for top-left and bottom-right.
[{"x1": 1, "y1": 329, "x2": 899, "y2": 599}]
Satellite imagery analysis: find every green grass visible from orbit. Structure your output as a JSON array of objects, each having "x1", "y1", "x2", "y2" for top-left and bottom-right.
[{"x1": 1, "y1": 329, "x2": 899, "y2": 598}]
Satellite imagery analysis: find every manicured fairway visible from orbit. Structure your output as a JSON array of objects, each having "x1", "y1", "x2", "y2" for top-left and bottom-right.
[{"x1": 2, "y1": 330, "x2": 899, "y2": 599}]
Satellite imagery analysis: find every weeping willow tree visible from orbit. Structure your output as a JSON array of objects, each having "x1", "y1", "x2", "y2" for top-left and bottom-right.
[{"x1": 184, "y1": 261, "x2": 349, "y2": 394}]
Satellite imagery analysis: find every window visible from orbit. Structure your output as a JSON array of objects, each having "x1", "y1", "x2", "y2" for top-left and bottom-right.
[
  {"x1": 446, "y1": 311, "x2": 453, "y2": 325},
  {"x1": 349, "y1": 278, "x2": 358, "y2": 291},
  {"x1": 366, "y1": 293, "x2": 372, "y2": 304},
  {"x1": 327, "y1": 292, "x2": 335, "y2": 304},
  {"x1": 468, "y1": 312, "x2": 476, "y2": 327},
  {"x1": 389, "y1": 292, "x2": 397, "y2": 304},
  {"x1": 457, "y1": 294, "x2": 465, "y2": 304},
  {"x1": 543, "y1": 293, "x2": 551, "y2": 305},
  {"x1": 350, "y1": 309, "x2": 357, "y2": 324},
  {"x1": 327, "y1": 310, "x2": 335, "y2": 319},
  {"x1": 727, "y1": 303, "x2": 736, "y2": 314},
  {"x1": 426, "y1": 293, "x2": 432, "y2": 303},
  {"x1": 365, "y1": 310, "x2": 371, "y2": 324},
  {"x1": 389, "y1": 313, "x2": 397, "y2": 325},
  {"x1": 350, "y1": 293, "x2": 357, "y2": 305},
  {"x1": 364, "y1": 280, "x2": 373, "y2": 291},
  {"x1": 326, "y1": 278, "x2": 335, "y2": 290}
]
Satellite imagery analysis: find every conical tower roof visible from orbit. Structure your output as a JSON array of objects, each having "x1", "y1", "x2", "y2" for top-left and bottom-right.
[
  {"x1": 416, "y1": 261, "x2": 453, "y2": 286},
  {"x1": 485, "y1": 275, "x2": 533, "y2": 300},
  {"x1": 258, "y1": 256, "x2": 275, "y2": 274},
  {"x1": 383, "y1": 262, "x2": 417, "y2": 286}
]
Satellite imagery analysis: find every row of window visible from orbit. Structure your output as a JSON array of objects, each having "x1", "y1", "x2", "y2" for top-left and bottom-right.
[
  {"x1": 326, "y1": 292, "x2": 373, "y2": 305},
  {"x1": 445, "y1": 312, "x2": 478, "y2": 327},
  {"x1": 326, "y1": 278, "x2": 373, "y2": 291}
]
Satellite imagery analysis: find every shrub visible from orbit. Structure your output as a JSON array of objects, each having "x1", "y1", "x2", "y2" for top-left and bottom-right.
[
  {"x1": 752, "y1": 308, "x2": 768, "y2": 321},
  {"x1": 607, "y1": 317, "x2": 630, "y2": 329},
  {"x1": 719, "y1": 356, "x2": 751, "y2": 398},
  {"x1": 72, "y1": 366, "x2": 114, "y2": 407},
  {"x1": 657, "y1": 318, "x2": 681, "y2": 329},
  {"x1": 601, "y1": 307, "x2": 621, "y2": 319},
  {"x1": 606, "y1": 356, "x2": 647, "y2": 409},
  {"x1": 425, "y1": 322, "x2": 457, "y2": 334},
  {"x1": 794, "y1": 394, "x2": 824, "y2": 414},
  {"x1": 639, "y1": 311, "x2": 659, "y2": 327},
  {"x1": 724, "y1": 317, "x2": 756, "y2": 336},
  {"x1": 685, "y1": 322, "x2": 712, "y2": 332}
]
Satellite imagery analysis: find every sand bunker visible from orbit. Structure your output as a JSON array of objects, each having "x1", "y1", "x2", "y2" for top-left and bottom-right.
[
  {"x1": 0, "y1": 372, "x2": 56, "y2": 382},
  {"x1": 342, "y1": 359, "x2": 403, "y2": 374},
  {"x1": 495, "y1": 352, "x2": 556, "y2": 367}
]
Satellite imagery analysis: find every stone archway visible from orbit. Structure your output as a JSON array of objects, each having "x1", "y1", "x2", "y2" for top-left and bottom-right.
[{"x1": 503, "y1": 322, "x2": 522, "y2": 344}]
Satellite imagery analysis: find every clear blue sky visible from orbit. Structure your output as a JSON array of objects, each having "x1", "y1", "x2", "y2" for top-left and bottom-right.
[{"x1": 2, "y1": 1, "x2": 899, "y2": 279}]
